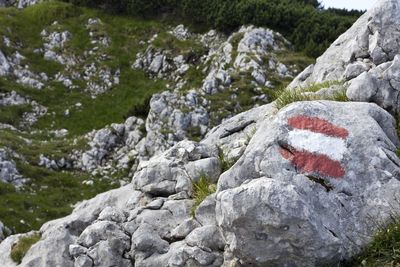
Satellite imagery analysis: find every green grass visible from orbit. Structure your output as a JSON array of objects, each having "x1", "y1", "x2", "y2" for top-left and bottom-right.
[
  {"x1": 191, "y1": 175, "x2": 217, "y2": 216},
  {"x1": 0, "y1": 105, "x2": 32, "y2": 127},
  {"x1": 10, "y1": 232, "x2": 41, "y2": 264},
  {"x1": 152, "y1": 31, "x2": 206, "y2": 58},
  {"x1": 349, "y1": 222, "x2": 400, "y2": 266},
  {"x1": 0, "y1": 163, "x2": 119, "y2": 233},
  {"x1": 0, "y1": 2, "x2": 169, "y2": 234},
  {"x1": 0, "y1": 1, "x2": 169, "y2": 136},
  {"x1": 218, "y1": 146, "x2": 237, "y2": 173},
  {"x1": 276, "y1": 51, "x2": 315, "y2": 72},
  {"x1": 275, "y1": 81, "x2": 347, "y2": 109}
]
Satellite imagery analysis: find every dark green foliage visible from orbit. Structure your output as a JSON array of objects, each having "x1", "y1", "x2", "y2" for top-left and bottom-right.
[
  {"x1": 61, "y1": 0, "x2": 362, "y2": 57},
  {"x1": 125, "y1": 95, "x2": 152, "y2": 119}
]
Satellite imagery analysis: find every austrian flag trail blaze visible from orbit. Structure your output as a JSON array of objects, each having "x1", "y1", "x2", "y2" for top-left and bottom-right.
[{"x1": 279, "y1": 115, "x2": 349, "y2": 178}]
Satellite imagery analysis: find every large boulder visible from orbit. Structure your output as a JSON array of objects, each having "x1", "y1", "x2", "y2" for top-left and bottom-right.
[
  {"x1": 289, "y1": 0, "x2": 400, "y2": 113},
  {"x1": 216, "y1": 101, "x2": 400, "y2": 266}
]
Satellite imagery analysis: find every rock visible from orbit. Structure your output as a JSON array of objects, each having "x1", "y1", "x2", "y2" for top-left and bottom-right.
[
  {"x1": 0, "y1": 185, "x2": 136, "y2": 266},
  {"x1": 202, "y1": 103, "x2": 276, "y2": 161},
  {"x1": 170, "y1": 24, "x2": 190, "y2": 40},
  {"x1": 185, "y1": 225, "x2": 225, "y2": 251},
  {"x1": 140, "y1": 91, "x2": 209, "y2": 159},
  {"x1": 77, "y1": 221, "x2": 129, "y2": 249},
  {"x1": 288, "y1": 0, "x2": 400, "y2": 113},
  {"x1": 0, "y1": 50, "x2": 11, "y2": 76},
  {"x1": 131, "y1": 223, "x2": 169, "y2": 257},
  {"x1": 237, "y1": 26, "x2": 284, "y2": 53},
  {"x1": 76, "y1": 116, "x2": 145, "y2": 172},
  {"x1": 0, "y1": 91, "x2": 27, "y2": 106},
  {"x1": 98, "y1": 206, "x2": 127, "y2": 223},
  {"x1": 74, "y1": 255, "x2": 93, "y2": 267},
  {"x1": 194, "y1": 194, "x2": 217, "y2": 226},
  {"x1": 86, "y1": 240, "x2": 131, "y2": 267},
  {"x1": 343, "y1": 61, "x2": 370, "y2": 80},
  {"x1": 132, "y1": 140, "x2": 216, "y2": 196},
  {"x1": 216, "y1": 101, "x2": 400, "y2": 266},
  {"x1": 347, "y1": 55, "x2": 400, "y2": 113},
  {"x1": 17, "y1": 0, "x2": 40, "y2": 8},
  {"x1": 185, "y1": 157, "x2": 221, "y2": 183},
  {"x1": 69, "y1": 244, "x2": 87, "y2": 257},
  {"x1": 0, "y1": 149, "x2": 25, "y2": 185},
  {"x1": 171, "y1": 218, "x2": 201, "y2": 240},
  {"x1": 0, "y1": 221, "x2": 11, "y2": 242}
]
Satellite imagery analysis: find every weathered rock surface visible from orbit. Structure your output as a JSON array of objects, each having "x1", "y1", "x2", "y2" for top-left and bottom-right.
[
  {"x1": 217, "y1": 101, "x2": 400, "y2": 266},
  {"x1": 0, "y1": 49, "x2": 11, "y2": 76},
  {"x1": 0, "y1": 149, "x2": 26, "y2": 185},
  {"x1": 2, "y1": 99, "x2": 399, "y2": 267},
  {"x1": 51, "y1": 116, "x2": 146, "y2": 178},
  {"x1": 289, "y1": 0, "x2": 400, "y2": 113}
]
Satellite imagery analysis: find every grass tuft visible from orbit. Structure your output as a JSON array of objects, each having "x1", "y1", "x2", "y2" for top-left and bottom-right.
[
  {"x1": 274, "y1": 81, "x2": 347, "y2": 109},
  {"x1": 218, "y1": 146, "x2": 236, "y2": 173},
  {"x1": 191, "y1": 175, "x2": 216, "y2": 216},
  {"x1": 10, "y1": 232, "x2": 41, "y2": 264}
]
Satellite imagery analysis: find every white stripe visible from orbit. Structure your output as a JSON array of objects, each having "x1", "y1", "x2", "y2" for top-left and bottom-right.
[{"x1": 287, "y1": 129, "x2": 347, "y2": 161}]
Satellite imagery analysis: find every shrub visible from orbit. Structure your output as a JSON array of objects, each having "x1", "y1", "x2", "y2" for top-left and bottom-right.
[{"x1": 10, "y1": 233, "x2": 41, "y2": 264}]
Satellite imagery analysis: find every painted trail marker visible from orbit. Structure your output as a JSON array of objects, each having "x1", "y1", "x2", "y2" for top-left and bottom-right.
[{"x1": 279, "y1": 115, "x2": 349, "y2": 178}]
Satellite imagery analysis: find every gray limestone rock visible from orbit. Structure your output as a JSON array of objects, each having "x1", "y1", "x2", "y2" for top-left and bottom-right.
[{"x1": 216, "y1": 101, "x2": 400, "y2": 266}]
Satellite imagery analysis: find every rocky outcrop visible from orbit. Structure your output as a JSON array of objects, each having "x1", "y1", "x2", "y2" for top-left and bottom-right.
[
  {"x1": 140, "y1": 91, "x2": 209, "y2": 159},
  {"x1": 217, "y1": 101, "x2": 400, "y2": 266},
  {"x1": 2, "y1": 99, "x2": 399, "y2": 266},
  {"x1": 289, "y1": 0, "x2": 400, "y2": 113},
  {"x1": 0, "y1": 0, "x2": 40, "y2": 8},
  {"x1": 0, "y1": 221, "x2": 11, "y2": 242},
  {"x1": 68, "y1": 116, "x2": 145, "y2": 175},
  {"x1": 0, "y1": 149, "x2": 26, "y2": 185},
  {"x1": 132, "y1": 24, "x2": 298, "y2": 158},
  {"x1": 0, "y1": 50, "x2": 11, "y2": 76},
  {"x1": 202, "y1": 25, "x2": 292, "y2": 95}
]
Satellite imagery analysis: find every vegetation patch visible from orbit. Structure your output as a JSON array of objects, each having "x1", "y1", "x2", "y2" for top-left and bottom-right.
[
  {"x1": 10, "y1": 232, "x2": 41, "y2": 264},
  {"x1": 349, "y1": 221, "x2": 400, "y2": 266},
  {"x1": 218, "y1": 147, "x2": 237, "y2": 173},
  {"x1": 274, "y1": 81, "x2": 347, "y2": 109},
  {"x1": 191, "y1": 175, "x2": 217, "y2": 216}
]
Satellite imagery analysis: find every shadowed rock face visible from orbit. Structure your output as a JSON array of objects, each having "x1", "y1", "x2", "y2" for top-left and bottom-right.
[{"x1": 289, "y1": 0, "x2": 400, "y2": 113}]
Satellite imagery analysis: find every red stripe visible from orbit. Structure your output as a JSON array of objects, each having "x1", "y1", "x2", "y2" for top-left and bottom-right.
[
  {"x1": 288, "y1": 116, "x2": 349, "y2": 139},
  {"x1": 279, "y1": 148, "x2": 345, "y2": 178}
]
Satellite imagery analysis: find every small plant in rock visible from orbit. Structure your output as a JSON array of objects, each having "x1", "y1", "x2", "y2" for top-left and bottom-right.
[
  {"x1": 275, "y1": 81, "x2": 347, "y2": 109},
  {"x1": 191, "y1": 175, "x2": 217, "y2": 216},
  {"x1": 10, "y1": 233, "x2": 41, "y2": 264},
  {"x1": 218, "y1": 146, "x2": 237, "y2": 172}
]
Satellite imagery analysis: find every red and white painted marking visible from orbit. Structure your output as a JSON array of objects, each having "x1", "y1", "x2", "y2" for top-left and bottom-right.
[{"x1": 280, "y1": 115, "x2": 349, "y2": 178}]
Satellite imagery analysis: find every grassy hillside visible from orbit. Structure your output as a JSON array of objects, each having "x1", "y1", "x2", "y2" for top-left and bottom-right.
[
  {"x1": 0, "y1": 1, "x2": 172, "y2": 233},
  {"x1": 61, "y1": 0, "x2": 363, "y2": 57},
  {"x1": 0, "y1": 1, "x2": 312, "y2": 234}
]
